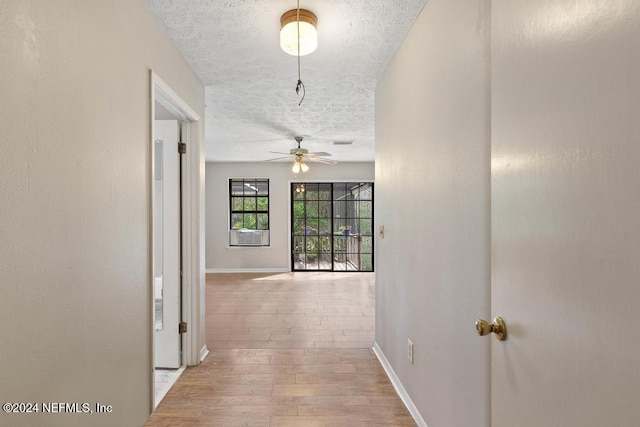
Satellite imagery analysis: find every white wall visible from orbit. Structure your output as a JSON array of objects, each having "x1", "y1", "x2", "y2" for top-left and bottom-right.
[
  {"x1": 205, "y1": 162, "x2": 374, "y2": 271},
  {"x1": 375, "y1": 1, "x2": 491, "y2": 426},
  {"x1": 0, "y1": 2, "x2": 204, "y2": 426}
]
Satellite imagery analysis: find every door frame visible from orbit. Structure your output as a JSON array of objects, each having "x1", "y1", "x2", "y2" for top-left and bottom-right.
[
  {"x1": 150, "y1": 71, "x2": 206, "y2": 410},
  {"x1": 291, "y1": 182, "x2": 334, "y2": 272}
]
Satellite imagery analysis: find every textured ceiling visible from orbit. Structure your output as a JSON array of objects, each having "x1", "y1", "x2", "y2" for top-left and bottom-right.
[{"x1": 146, "y1": 0, "x2": 428, "y2": 162}]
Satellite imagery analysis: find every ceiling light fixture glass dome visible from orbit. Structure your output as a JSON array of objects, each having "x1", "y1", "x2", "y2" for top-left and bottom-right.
[{"x1": 280, "y1": 9, "x2": 318, "y2": 56}]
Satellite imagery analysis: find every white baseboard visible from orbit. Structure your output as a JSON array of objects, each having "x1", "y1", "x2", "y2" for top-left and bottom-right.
[
  {"x1": 199, "y1": 345, "x2": 209, "y2": 363},
  {"x1": 373, "y1": 342, "x2": 428, "y2": 427},
  {"x1": 205, "y1": 268, "x2": 289, "y2": 274}
]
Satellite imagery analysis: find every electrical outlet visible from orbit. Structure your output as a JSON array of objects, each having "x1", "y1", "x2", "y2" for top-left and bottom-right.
[{"x1": 407, "y1": 339, "x2": 414, "y2": 364}]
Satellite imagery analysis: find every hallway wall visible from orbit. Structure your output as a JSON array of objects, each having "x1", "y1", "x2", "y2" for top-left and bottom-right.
[
  {"x1": 375, "y1": 1, "x2": 491, "y2": 425},
  {"x1": 0, "y1": 1, "x2": 204, "y2": 426},
  {"x1": 205, "y1": 162, "x2": 374, "y2": 271}
]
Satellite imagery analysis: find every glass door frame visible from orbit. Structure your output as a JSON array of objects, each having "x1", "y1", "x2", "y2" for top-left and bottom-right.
[{"x1": 290, "y1": 181, "x2": 374, "y2": 272}]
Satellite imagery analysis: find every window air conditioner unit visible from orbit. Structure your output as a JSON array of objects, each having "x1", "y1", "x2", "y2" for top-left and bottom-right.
[{"x1": 236, "y1": 229, "x2": 264, "y2": 246}]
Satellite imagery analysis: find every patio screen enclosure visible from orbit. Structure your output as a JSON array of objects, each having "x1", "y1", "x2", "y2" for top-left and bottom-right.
[{"x1": 291, "y1": 182, "x2": 374, "y2": 272}]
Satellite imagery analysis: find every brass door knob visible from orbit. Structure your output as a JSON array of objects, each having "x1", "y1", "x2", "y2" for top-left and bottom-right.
[{"x1": 475, "y1": 316, "x2": 507, "y2": 341}]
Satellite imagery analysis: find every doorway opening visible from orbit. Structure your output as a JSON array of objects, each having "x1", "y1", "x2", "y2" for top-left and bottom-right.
[
  {"x1": 291, "y1": 182, "x2": 374, "y2": 272},
  {"x1": 150, "y1": 72, "x2": 203, "y2": 410}
]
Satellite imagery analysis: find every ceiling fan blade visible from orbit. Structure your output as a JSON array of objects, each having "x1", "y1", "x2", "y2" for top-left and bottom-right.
[
  {"x1": 305, "y1": 152, "x2": 332, "y2": 157},
  {"x1": 269, "y1": 151, "x2": 293, "y2": 155},
  {"x1": 261, "y1": 156, "x2": 293, "y2": 162},
  {"x1": 306, "y1": 157, "x2": 338, "y2": 165}
]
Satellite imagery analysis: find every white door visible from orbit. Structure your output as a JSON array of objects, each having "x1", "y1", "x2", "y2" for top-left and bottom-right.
[
  {"x1": 490, "y1": 1, "x2": 640, "y2": 425},
  {"x1": 154, "y1": 120, "x2": 181, "y2": 369}
]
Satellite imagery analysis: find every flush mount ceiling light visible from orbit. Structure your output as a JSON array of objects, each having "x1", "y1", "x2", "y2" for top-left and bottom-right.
[
  {"x1": 280, "y1": 9, "x2": 318, "y2": 56},
  {"x1": 280, "y1": 1, "x2": 317, "y2": 105}
]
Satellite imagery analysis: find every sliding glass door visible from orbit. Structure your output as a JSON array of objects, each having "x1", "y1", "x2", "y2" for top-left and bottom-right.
[{"x1": 291, "y1": 182, "x2": 373, "y2": 272}]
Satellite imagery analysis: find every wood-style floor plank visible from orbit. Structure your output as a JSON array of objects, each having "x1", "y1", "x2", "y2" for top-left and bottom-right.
[{"x1": 144, "y1": 272, "x2": 416, "y2": 426}]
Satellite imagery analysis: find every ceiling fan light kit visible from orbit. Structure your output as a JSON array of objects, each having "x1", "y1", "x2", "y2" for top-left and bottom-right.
[
  {"x1": 292, "y1": 157, "x2": 309, "y2": 173},
  {"x1": 266, "y1": 136, "x2": 337, "y2": 173},
  {"x1": 280, "y1": 9, "x2": 318, "y2": 56}
]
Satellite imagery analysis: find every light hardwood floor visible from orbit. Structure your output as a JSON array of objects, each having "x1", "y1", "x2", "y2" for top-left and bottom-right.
[{"x1": 144, "y1": 272, "x2": 416, "y2": 426}]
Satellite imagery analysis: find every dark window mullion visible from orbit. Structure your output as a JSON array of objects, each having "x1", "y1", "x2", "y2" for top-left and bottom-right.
[{"x1": 330, "y1": 183, "x2": 335, "y2": 271}]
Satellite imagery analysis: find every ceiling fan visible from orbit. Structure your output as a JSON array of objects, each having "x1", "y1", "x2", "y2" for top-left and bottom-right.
[{"x1": 264, "y1": 136, "x2": 337, "y2": 172}]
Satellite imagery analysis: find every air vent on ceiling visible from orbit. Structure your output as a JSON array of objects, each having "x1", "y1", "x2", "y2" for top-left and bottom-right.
[{"x1": 333, "y1": 140, "x2": 354, "y2": 145}]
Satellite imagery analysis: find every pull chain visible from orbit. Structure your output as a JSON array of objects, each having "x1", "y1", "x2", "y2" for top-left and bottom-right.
[{"x1": 295, "y1": 0, "x2": 306, "y2": 106}]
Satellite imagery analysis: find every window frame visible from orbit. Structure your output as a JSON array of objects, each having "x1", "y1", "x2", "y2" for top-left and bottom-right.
[{"x1": 229, "y1": 178, "x2": 270, "y2": 232}]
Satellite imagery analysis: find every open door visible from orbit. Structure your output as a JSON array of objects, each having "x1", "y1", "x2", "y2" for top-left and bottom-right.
[
  {"x1": 489, "y1": 2, "x2": 640, "y2": 425},
  {"x1": 153, "y1": 120, "x2": 182, "y2": 369}
]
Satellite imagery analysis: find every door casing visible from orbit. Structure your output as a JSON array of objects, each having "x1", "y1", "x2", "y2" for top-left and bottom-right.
[{"x1": 150, "y1": 71, "x2": 205, "y2": 411}]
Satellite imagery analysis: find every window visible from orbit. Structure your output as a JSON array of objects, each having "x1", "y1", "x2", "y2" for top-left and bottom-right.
[{"x1": 229, "y1": 179, "x2": 269, "y2": 246}]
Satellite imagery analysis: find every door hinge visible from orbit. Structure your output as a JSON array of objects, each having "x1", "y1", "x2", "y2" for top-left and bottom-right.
[
  {"x1": 178, "y1": 321, "x2": 187, "y2": 334},
  {"x1": 178, "y1": 142, "x2": 186, "y2": 154}
]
